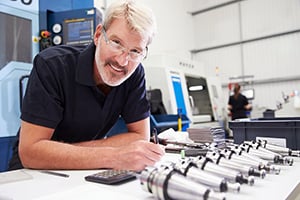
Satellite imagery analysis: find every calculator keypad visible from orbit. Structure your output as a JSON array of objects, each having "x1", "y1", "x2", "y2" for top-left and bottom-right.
[{"x1": 85, "y1": 170, "x2": 136, "y2": 185}]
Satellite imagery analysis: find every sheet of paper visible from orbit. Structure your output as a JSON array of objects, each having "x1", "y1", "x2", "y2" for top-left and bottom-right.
[
  {"x1": 34, "y1": 184, "x2": 142, "y2": 200},
  {"x1": 0, "y1": 170, "x2": 33, "y2": 184}
]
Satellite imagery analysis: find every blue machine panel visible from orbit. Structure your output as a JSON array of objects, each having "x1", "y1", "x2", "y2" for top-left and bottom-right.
[
  {"x1": 171, "y1": 75, "x2": 189, "y2": 131},
  {"x1": 39, "y1": 0, "x2": 95, "y2": 30},
  {"x1": 171, "y1": 75, "x2": 187, "y2": 115},
  {"x1": 39, "y1": 0, "x2": 94, "y2": 12},
  {"x1": 47, "y1": 7, "x2": 102, "y2": 47}
]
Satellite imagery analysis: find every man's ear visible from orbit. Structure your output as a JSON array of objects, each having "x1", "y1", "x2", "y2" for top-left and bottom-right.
[{"x1": 94, "y1": 24, "x2": 103, "y2": 45}]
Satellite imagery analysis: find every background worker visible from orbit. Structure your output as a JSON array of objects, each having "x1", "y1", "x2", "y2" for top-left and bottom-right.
[{"x1": 228, "y1": 83, "x2": 252, "y2": 120}]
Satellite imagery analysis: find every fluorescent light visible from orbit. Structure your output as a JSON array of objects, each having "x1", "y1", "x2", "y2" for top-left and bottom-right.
[{"x1": 189, "y1": 85, "x2": 203, "y2": 91}]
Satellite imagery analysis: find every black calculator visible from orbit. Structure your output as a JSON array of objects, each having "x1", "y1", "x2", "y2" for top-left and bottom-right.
[{"x1": 84, "y1": 169, "x2": 136, "y2": 185}]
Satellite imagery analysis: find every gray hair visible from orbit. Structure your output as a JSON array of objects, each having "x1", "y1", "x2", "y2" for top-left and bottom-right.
[{"x1": 103, "y1": 0, "x2": 157, "y2": 45}]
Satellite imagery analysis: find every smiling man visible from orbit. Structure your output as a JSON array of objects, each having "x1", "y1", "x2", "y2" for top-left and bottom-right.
[{"x1": 9, "y1": 0, "x2": 164, "y2": 171}]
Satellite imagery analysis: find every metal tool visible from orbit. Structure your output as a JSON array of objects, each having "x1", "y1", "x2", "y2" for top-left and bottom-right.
[
  {"x1": 222, "y1": 148, "x2": 281, "y2": 175},
  {"x1": 240, "y1": 143, "x2": 293, "y2": 166},
  {"x1": 206, "y1": 151, "x2": 266, "y2": 179},
  {"x1": 139, "y1": 165, "x2": 226, "y2": 200},
  {"x1": 192, "y1": 156, "x2": 254, "y2": 186},
  {"x1": 173, "y1": 158, "x2": 240, "y2": 192}
]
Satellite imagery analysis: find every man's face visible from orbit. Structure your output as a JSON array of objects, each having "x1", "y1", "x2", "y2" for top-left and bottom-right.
[{"x1": 94, "y1": 18, "x2": 148, "y2": 87}]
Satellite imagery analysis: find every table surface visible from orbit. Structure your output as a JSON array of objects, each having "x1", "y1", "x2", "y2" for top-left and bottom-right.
[{"x1": 0, "y1": 153, "x2": 300, "y2": 200}]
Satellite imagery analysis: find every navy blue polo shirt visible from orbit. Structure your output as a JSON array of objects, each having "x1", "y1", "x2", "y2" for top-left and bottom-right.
[{"x1": 21, "y1": 43, "x2": 150, "y2": 143}]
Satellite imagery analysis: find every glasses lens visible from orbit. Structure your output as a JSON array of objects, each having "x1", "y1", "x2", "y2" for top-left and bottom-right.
[
  {"x1": 129, "y1": 52, "x2": 142, "y2": 61},
  {"x1": 109, "y1": 41, "x2": 124, "y2": 52},
  {"x1": 102, "y1": 28, "x2": 146, "y2": 62}
]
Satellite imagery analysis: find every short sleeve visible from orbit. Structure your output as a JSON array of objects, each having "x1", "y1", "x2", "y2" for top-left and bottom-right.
[{"x1": 21, "y1": 54, "x2": 64, "y2": 128}]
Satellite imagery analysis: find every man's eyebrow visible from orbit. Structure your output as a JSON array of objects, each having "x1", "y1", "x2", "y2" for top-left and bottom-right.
[{"x1": 111, "y1": 34, "x2": 144, "y2": 52}]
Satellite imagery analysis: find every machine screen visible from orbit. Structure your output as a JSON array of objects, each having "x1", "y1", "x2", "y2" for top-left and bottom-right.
[
  {"x1": 242, "y1": 88, "x2": 255, "y2": 100},
  {"x1": 63, "y1": 18, "x2": 94, "y2": 45}
]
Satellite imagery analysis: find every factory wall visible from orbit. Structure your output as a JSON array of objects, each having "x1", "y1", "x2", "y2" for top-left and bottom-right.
[
  {"x1": 191, "y1": 0, "x2": 300, "y2": 116},
  {"x1": 102, "y1": 0, "x2": 195, "y2": 59}
]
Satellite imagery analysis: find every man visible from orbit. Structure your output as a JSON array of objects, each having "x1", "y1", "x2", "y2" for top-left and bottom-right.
[{"x1": 11, "y1": 0, "x2": 164, "y2": 171}]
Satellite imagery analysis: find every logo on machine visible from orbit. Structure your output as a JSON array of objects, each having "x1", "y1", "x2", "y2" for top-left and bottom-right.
[
  {"x1": 9, "y1": 0, "x2": 33, "y2": 5},
  {"x1": 4, "y1": 0, "x2": 38, "y2": 11}
]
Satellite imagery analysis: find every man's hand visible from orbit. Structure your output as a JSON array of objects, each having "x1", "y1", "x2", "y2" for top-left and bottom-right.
[{"x1": 113, "y1": 140, "x2": 165, "y2": 171}]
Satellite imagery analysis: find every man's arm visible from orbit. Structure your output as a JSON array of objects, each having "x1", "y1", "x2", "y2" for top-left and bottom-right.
[
  {"x1": 244, "y1": 103, "x2": 252, "y2": 110},
  {"x1": 18, "y1": 118, "x2": 164, "y2": 171}
]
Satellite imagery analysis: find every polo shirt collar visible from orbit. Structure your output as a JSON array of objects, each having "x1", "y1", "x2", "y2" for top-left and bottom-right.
[{"x1": 76, "y1": 43, "x2": 96, "y2": 86}]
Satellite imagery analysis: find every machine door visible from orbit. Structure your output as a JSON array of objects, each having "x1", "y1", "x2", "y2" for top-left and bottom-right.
[
  {"x1": 0, "y1": 10, "x2": 32, "y2": 70},
  {"x1": 185, "y1": 76, "x2": 213, "y2": 122}
]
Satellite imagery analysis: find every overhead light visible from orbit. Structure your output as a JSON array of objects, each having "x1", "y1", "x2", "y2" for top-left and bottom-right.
[{"x1": 189, "y1": 85, "x2": 204, "y2": 91}]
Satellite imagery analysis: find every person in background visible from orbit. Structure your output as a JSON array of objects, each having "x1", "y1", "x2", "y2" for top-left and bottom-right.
[
  {"x1": 228, "y1": 83, "x2": 252, "y2": 120},
  {"x1": 9, "y1": 0, "x2": 164, "y2": 171}
]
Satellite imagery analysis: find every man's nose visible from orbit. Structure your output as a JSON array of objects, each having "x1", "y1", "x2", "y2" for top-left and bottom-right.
[{"x1": 115, "y1": 50, "x2": 130, "y2": 66}]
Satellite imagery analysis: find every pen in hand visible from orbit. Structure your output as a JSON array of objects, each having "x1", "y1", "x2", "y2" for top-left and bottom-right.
[
  {"x1": 152, "y1": 128, "x2": 159, "y2": 144},
  {"x1": 40, "y1": 170, "x2": 70, "y2": 178}
]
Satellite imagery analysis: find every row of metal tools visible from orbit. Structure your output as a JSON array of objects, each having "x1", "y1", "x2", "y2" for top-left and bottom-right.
[{"x1": 138, "y1": 140, "x2": 300, "y2": 200}]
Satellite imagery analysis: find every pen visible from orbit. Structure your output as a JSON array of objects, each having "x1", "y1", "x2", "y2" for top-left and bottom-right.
[
  {"x1": 40, "y1": 170, "x2": 70, "y2": 178},
  {"x1": 153, "y1": 128, "x2": 159, "y2": 144}
]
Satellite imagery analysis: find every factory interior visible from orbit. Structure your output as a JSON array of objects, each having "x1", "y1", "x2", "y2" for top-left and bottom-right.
[{"x1": 1, "y1": 0, "x2": 300, "y2": 199}]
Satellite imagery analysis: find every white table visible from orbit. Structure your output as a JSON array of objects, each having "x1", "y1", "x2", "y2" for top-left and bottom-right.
[{"x1": 0, "y1": 154, "x2": 300, "y2": 200}]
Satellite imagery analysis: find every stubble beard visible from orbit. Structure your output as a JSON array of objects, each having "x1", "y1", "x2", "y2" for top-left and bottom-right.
[{"x1": 95, "y1": 49, "x2": 136, "y2": 87}]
